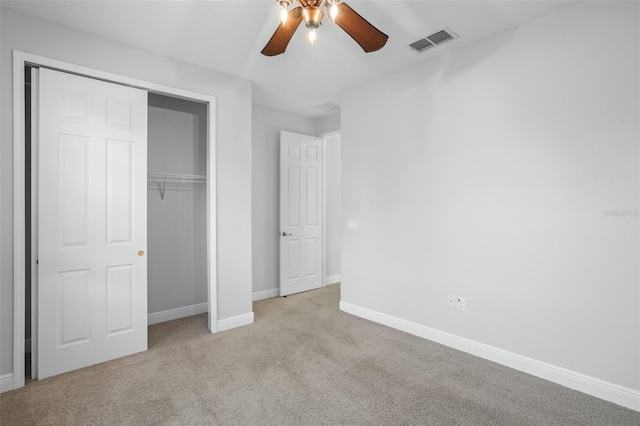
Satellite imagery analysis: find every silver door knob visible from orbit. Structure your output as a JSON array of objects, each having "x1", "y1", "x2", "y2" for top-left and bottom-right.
[{"x1": 281, "y1": 232, "x2": 292, "y2": 237}]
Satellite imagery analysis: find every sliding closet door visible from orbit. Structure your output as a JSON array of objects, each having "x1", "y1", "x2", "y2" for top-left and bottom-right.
[{"x1": 38, "y1": 68, "x2": 148, "y2": 379}]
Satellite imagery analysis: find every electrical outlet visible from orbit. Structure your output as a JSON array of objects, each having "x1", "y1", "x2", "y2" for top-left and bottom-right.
[
  {"x1": 448, "y1": 294, "x2": 456, "y2": 308},
  {"x1": 457, "y1": 296, "x2": 465, "y2": 311}
]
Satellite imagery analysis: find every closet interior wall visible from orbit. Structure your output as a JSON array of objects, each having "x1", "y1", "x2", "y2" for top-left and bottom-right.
[{"x1": 147, "y1": 94, "x2": 207, "y2": 316}]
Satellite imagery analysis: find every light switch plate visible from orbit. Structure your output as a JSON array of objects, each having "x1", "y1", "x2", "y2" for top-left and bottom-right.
[{"x1": 347, "y1": 220, "x2": 359, "y2": 231}]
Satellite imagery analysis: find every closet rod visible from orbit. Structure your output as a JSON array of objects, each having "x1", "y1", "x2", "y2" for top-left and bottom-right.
[{"x1": 148, "y1": 172, "x2": 206, "y2": 201}]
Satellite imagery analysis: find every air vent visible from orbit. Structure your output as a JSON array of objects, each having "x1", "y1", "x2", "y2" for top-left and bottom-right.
[
  {"x1": 409, "y1": 28, "x2": 458, "y2": 53},
  {"x1": 409, "y1": 38, "x2": 435, "y2": 53},
  {"x1": 427, "y1": 30, "x2": 454, "y2": 45}
]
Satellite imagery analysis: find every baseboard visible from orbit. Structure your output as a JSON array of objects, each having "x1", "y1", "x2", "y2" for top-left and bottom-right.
[
  {"x1": 217, "y1": 312, "x2": 254, "y2": 332},
  {"x1": 1, "y1": 373, "x2": 14, "y2": 393},
  {"x1": 339, "y1": 301, "x2": 640, "y2": 412},
  {"x1": 325, "y1": 274, "x2": 341, "y2": 285},
  {"x1": 253, "y1": 288, "x2": 279, "y2": 301},
  {"x1": 148, "y1": 302, "x2": 208, "y2": 325}
]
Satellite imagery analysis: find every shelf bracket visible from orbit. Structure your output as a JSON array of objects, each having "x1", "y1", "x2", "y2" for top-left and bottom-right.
[{"x1": 158, "y1": 177, "x2": 167, "y2": 202}]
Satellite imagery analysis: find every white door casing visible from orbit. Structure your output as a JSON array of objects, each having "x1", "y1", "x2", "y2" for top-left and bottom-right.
[
  {"x1": 279, "y1": 131, "x2": 323, "y2": 296},
  {"x1": 38, "y1": 68, "x2": 148, "y2": 379},
  {"x1": 30, "y1": 67, "x2": 40, "y2": 379}
]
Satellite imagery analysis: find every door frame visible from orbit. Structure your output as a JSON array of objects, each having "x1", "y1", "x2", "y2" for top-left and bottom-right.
[{"x1": 12, "y1": 50, "x2": 218, "y2": 390}]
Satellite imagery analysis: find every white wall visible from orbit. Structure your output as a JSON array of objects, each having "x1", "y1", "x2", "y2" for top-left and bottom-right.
[
  {"x1": 147, "y1": 94, "x2": 207, "y2": 314},
  {"x1": 1, "y1": 8, "x2": 253, "y2": 376},
  {"x1": 341, "y1": 0, "x2": 639, "y2": 393},
  {"x1": 251, "y1": 104, "x2": 317, "y2": 296}
]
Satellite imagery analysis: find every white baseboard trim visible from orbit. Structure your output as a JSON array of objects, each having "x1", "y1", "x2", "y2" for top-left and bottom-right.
[
  {"x1": 340, "y1": 301, "x2": 640, "y2": 412},
  {"x1": 148, "y1": 302, "x2": 208, "y2": 326},
  {"x1": 217, "y1": 312, "x2": 254, "y2": 332},
  {"x1": 325, "y1": 274, "x2": 341, "y2": 285},
  {"x1": 1, "y1": 373, "x2": 14, "y2": 393},
  {"x1": 253, "y1": 288, "x2": 279, "y2": 301}
]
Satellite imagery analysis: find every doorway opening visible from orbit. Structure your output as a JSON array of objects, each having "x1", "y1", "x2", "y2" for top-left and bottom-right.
[{"x1": 146, "y1": 94, "x2": 209, "y2": 326}]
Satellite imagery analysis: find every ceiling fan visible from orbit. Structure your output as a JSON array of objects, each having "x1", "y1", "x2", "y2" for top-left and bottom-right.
[{"x1": 261, "y1": 0, "x2": 388, "y2": 56}]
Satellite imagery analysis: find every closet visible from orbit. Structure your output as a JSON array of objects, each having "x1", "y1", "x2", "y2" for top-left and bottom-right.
[
  {"x1": 147, "y1": 94, "x2": 208, "y2": 321},
  {"x1": 24, "y1": 75, "x2": 210, "y2": 380}
]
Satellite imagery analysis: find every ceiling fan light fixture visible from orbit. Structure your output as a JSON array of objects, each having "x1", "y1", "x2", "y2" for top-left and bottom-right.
[
  {"x1": 277, "y1": 0, "x2": 292, "y2": 26},
  {"x1": 261, "y1": 0, "x2": 388, "y2": 56},
  {"x1": 302, "y1": 6, "x2": 324, "y2": 30},
  {"x1": 329, "y1": 5, "x2": 338, "y2": 21},
  {"x1": 327, "y1": 0, "x2": 342, "y2": 21}
]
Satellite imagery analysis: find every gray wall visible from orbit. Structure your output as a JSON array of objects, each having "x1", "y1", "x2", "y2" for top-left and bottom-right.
[
  {"x1": 341, "y1": 0, "x2": 639, "y2": 391},
  {"x1": 324, "y1": 133, "x2": 341, "y2": 279},
  {"x1": 251, "y1": 105, "x2": 317, "y2": 295},
  {"x1": 147, "y1": 94, "x2": 207, "y2": 313},
  {"x1": 319, "y1": 112, "x2": 341, "y2": 280},
  {"x1": 317, "y1": 112, "x2": 340, "y2": 135},
  {"x1": 1, "y1": 8, "x2": 253, "y2": 376}
]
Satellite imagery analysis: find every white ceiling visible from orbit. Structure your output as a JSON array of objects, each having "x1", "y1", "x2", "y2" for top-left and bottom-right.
[{"x1": 3, "y1": 0, "x2": 579, "y2": 117}]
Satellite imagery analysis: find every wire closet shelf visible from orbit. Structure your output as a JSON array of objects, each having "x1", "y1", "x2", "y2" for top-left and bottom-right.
[{"x1": 148, "y1": 172, "x2": 207, "y2": 201}]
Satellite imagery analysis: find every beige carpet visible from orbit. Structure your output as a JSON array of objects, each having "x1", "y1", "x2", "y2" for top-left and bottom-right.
[{"x1": 1, "y1": 284, "x2": 638, "y2": 425}]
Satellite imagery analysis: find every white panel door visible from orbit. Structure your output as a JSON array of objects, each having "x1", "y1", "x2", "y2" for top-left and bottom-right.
[
  {"x1": 279, "y1": 131, "x2": 323, "y2": 296},
  {"x1": 38, "y1": 68, "x2": 148, "y2": 379}
]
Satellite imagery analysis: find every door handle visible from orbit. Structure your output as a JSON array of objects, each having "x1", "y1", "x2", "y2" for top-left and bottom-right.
[{"x1": 281, "y1": 232, "x2": 292, "y2": 237}]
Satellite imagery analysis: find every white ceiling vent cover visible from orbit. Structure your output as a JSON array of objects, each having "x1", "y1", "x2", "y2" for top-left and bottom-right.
[{"x1": 409, "y1": 28, "x2": 459, "y2": 53}]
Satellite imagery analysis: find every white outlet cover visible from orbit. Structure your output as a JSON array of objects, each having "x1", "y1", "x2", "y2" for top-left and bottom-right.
[
  {"x1": 347, "y1": 220, "x2": 359, "y2": 231},
  {"x1": 448, "y1": 294, "x2": 456, "y2": 308},
  {"x1": 457, "y1": 297, "x2": 466, "y2": 310}
]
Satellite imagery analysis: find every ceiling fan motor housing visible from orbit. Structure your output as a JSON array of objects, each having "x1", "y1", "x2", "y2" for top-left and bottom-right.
[{"x1": 303, "y1": 6, "x2": 324, "y2": 29}]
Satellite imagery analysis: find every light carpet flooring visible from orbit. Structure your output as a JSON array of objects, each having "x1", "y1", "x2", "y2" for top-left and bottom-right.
[{"x1": 1, "y1": 284, "x2": 638, "y2": 425}]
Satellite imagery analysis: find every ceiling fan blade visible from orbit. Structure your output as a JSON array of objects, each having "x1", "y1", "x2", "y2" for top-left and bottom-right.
[
  {"x1": 261, "y1": 7, "x2": 304, "y2": 56},
  {"x1": 334, "y1": 2, "x2": 388, "y2": 53}
]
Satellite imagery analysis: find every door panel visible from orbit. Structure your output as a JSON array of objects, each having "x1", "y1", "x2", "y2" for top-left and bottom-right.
[
  {"x1": 106, "y1": 265, "x2": 135, "y2": 334},
  {"x1": 58, "y1": 134, "x2": 90, "y2": 247},
  {"x1": 306, "y1": 168, "x2": 318, "y2": 225},
  {"x1": 106, "y1": 139, "x2": 134, "y2": 244},
  {"x1": 279, "y1": 131, "x2": 323, "y2": 296},
  {"x1": 59, "y1": 269, "x2": 91, "y2": 346},
  {"x1": 38, "y1": 68, "x2": 148, "y2": 379}
]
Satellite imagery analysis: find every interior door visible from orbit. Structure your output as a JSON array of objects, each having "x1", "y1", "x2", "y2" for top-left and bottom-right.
[
  {"x1": 279, "y1": 131, "x2": 323, "y2": 296},
  {"x1": 38, "y1": 68, "x2": 148, "y2": 379}
]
